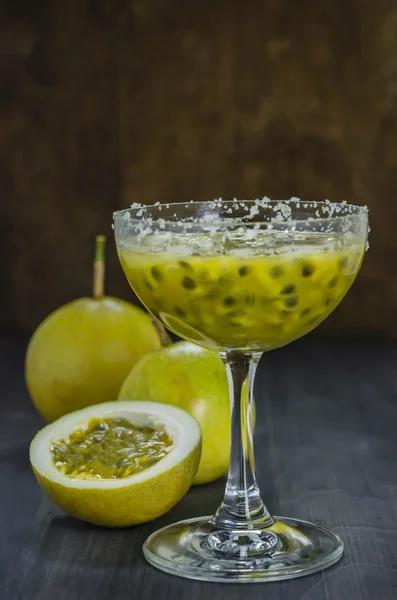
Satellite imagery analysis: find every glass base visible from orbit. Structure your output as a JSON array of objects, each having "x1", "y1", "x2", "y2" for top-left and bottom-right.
[{"x1": 143, "y1": 515, "x2": 344, "y2": 583}]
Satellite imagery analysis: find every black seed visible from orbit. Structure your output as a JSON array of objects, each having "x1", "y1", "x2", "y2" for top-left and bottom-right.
[
  {"x1": 339, "y1": 256, "x2": 349, "y2": 270},
  {"x1": 179, "y1": 260, "x2": 191, "y2": 269},
  {"x1": 325, "y1": 297, "x2": 331, "y2": 306},
  {"x1": 309, "y1": 316, "x2": 321, "y2": 326},
  {"x1": 173, "y1": 306, "x2": 186, "y2": 317},
  {"x1": 181, "y1": 276, "x2": 197, "y2": 290},
  {"x1": 301, "y1": 263, "x2": 315, "y2": 277},
  {"x1": 285, "y1": 297, "x2": 298, "y2": 308},
  {"x1": 151, "y1": 266, "x2": 163, "y2": 282},
  {"x1": 300, "y1": 307, "x2": 312, "y2": 317},
  {"x1": 281, "y1": 284, "x2": 296, "y2": 295},
  {"x1": 328, "y1": 276, "x2": 338, "y2": 288},
  {"x1": 144, "y1": 279, "x2": 154, "y2": 291},
  {"x1": 238, "y1": 265, "x2": 251, "y2": 277},
  {"x1": 270, "y1": 265, "x2": 284, "y2": 278},
  {"x1": 223, "y1": 296, "x2": 236, "y2": 307},
  {"x1": 245, "y1": 294, "x2": 255, "y2": 306}
]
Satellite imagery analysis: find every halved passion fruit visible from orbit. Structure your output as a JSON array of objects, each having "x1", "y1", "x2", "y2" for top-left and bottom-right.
[{"x1": 30, "y1": 401, "x2": 202, "y2": 527}]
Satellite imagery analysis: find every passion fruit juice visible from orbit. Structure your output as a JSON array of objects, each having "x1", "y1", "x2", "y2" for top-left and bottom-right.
[{"x1": 119, "y1": 231, "x2": 364, "y2": 351}]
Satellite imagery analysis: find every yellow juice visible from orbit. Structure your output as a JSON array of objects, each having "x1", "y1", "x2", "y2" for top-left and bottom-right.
[{"x1": 119, "y1": 231, "x2": 364, "y2": 351}]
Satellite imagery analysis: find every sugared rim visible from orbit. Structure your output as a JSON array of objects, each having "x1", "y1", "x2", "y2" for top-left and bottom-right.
[
  {"x1": 113, "y1": 198, "x2": 368, "y2": 226},
  {"x1": 30, "y1": 401, "x2": 201, "y2": 490}
]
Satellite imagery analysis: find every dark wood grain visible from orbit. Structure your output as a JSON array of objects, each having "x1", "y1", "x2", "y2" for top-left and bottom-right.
[
  {"x1": 1, "y1": 337, "x2": 397, "y2": 599},
  {"x1": 1, "y1": 0, "x2": 397, "y2": 336}
]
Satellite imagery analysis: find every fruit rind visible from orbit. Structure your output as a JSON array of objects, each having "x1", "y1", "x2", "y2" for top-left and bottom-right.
[
  {"x1": 118, "y1": 342, "x2": 231, "y2": 485},
  {"x1": 30, "y1": 401, "x2": 202, "y2": 527},
  {"x1": 25, "y1": 298, "x2": 162, "y2": 423}
]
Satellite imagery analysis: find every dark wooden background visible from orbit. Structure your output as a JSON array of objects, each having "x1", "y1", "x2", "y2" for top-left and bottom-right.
[{"x1": 1, "y1": 0, "x2": 397, "y2": 335}]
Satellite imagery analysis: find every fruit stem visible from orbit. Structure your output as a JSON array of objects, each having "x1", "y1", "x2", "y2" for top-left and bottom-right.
[{"x1": 93, "y1": 235, "x2": 106, "y2": 299}]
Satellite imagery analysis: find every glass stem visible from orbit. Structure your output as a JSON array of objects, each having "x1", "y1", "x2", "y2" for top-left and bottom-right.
[{"x1": 212, "y1": 352, "x2": 274, "y2": 531}]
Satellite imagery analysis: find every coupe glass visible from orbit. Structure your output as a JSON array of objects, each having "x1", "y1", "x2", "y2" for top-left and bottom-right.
[{"x1": 114, "y1": 199, "x2": 368, "y2": 583}]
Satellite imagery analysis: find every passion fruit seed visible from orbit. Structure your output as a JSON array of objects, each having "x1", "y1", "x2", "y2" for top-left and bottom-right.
[
  {"x1": 309, "y1": 316, "x2": 321, "y2": 326},
  {"x1": 270, "y1": 265, "x2": 284, "y2": 278},
  {"x1": 179, "y1": 260, "x2": 191, "y2": 269},
  {"x1": 328, "y1": 276, "x2": 338, "y2": 288},
  {"x1": 281, "y1": 284, "x2": 296, "y2": 295},
  {"x1": 173, "y1": 306, "x2": 186, "y2": 317},
  {"x1": 223, "y1": 296, "x2": 236, "y2": 307},
  {"x1": 339, "y1": 256, "x2": 348, "y2": 270},
  {"x1": 151, "y1": 266, "x2": 163, "y2": 282},
  {"x1": 51, "y1": 417, "x2": 172, "y2": 480},
  {"x1": 301, "y1": 263, "x2": 315, "y2": 277},
  {"x1": 285, "y1": 297, "x2": 299, "y2": 308},
  {"x1": 182, "y1": 276, "x2": 197, "y2": 290},
  {"x1": 238, "y1": 265, "x2": 250, "y2": 277},
  {"x1": 245, "y1": 294, "x2": 255, "y2": 306},
  {"x1": 300, "y1": 307, "x2": 312, "y2": 317}
]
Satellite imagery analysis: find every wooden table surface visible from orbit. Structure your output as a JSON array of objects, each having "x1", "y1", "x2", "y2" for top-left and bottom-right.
[{"x1": 1, "y1": 337, "x2": 397, "y2": 600}]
